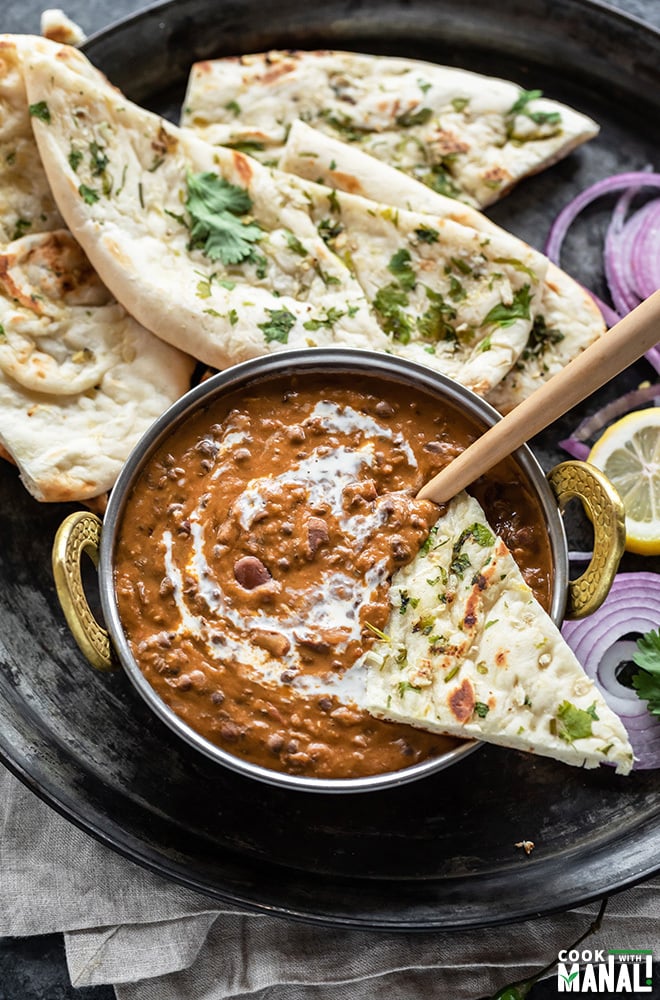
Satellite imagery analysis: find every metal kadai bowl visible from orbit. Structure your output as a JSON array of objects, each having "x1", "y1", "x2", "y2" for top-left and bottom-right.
[{"x1": 51, "y1": 349, "x2": 626, "y2": 793}]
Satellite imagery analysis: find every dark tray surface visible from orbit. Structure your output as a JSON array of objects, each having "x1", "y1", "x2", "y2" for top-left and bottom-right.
[{"x1": 1, "y1": 0, "x2": 660, "y2": 930}]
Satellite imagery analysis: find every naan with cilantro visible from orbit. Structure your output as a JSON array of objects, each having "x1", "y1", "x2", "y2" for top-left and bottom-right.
[
  {"x1": 20, "y1": 41, "x2": 389, "y2": 368},
  {"x1": 281, "y1": 120, "x2": 605, "y2": 412},
  {"x1": 0, "y1": 36, "x2": 65, "y2": 241},
  {"x1": 366, "y1": 491, "x2": 633, "y2": 774},
  {"x1": 180, "y1": 49, "x2": 598, "y2": 208},
  {"x1": 295, "y1": 177, "x2": 547, "y2": 395},
  {"x1": 21, "y1": 41, "x2": 552, "y2": 395},
  {"x1": 0, "y1": 36, "x2": 194, "y2": 503}
]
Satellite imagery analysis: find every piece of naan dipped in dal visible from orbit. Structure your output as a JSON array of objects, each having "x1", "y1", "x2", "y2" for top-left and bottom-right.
[
  {"x1": 281, "y1": 120, "x2": 605, "y2": 412},
  {"x1": 22, "y1": 43, "x2": 550, "y2": 394},
  {"x1": 366, "y1": 492, "x2": 633, "y2": 774},
  {"x1": 180, "y1": 49, "x2": 599, "y2": 208},
  {"x1": 0, "y1": 229, "x2": 194, "y2": 502}
]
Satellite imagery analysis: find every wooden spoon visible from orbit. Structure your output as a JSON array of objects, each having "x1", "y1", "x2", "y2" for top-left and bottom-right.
[{"x1": 417, "y1": 288, "x2": 660, "y2": 505}]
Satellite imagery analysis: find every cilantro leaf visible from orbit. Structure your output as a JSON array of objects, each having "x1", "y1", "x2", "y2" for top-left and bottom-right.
[
  {"x1": 317, "y1": 217, "x2": 343, "y2": 245},
  {"x1": 555, "y1": 701, "x2": 595, "y2": 743},
  {"x1": 373, "y1": 282, "x2": 413, "y2": 344},
  {"x1": 89, "y1": 141, "x2": 109, "y2": 177},
  {"x1": 483, "y1": 284, "x2": 532, "y2": 328},
  {"x1": 397, "y1": 680, "x2": 422, "y2": 697},
  {"x1": 387, "y1": 248, "x2": 417, "y2": 291},
  {"x1": 633, "y1": 628, "x2": 660, "y2": 675},
  {"x1": 414, "y1": 226, "x2": 439, "y2": 244},
  {"x1": 493, "y1": 256, "x2": 538, "y2": 281},
  {"x1": 185, "y1": 171, "x2": 263, "y2": 266},
  {"x1": 68, "y1": 148, "x2": 83, "y2": 172},
  {"x1": 447, "y1": 522, "x2": 494, "y2": 579},
  {"x1": 28, "y1": 101, "x2": 50, "y2": 123},
  {"x1": 396, "y1": 106, "x2": 433, "y2": 128},
  {"x1": 258, "y1": 307, "x2": 296, "y2": 344},
  {"x1": 79, "y1": 184, "x2": 100, "y2": 205},
  {"x1": 12, "y1": 218, "x2": 31, "y2": 241},
  {"x1": 285, "y1": 230, "x2": 308, "y2": 257},
  {"x1": 632, "y1": 670, "x2": 660, "y2": 716},
  {"x1": 506, "y1": 89, "x2": 562, "y2": 140},
  {"x1": 508, "y1": 89, "x2": 544, "y2": 116},
  {"x1": 466, "y1": 522, "x2": 495, "y2": 548},
  {"x1": 450, "y1": 551, "x2": 471, "y2": 578},
  {"x1": 631, "y1": 628, "x2": 660, "y2": 717},
  {"x1": 303, "y1": 307, "x2": 345, "y2": 331},
  {"x1": 518, "y1": 314, "x2": 564, "y2": 364},
  {"x1": 420, "y1": 525, "x2": 439, "y2": 555},
  {"x1": 417, "y1": 287, "x2": 457, "y2": 344}
]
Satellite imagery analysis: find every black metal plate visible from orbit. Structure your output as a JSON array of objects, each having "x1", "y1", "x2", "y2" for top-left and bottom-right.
[{"x1": 2, "y1": 0, "x2": 660, "y2": 930}]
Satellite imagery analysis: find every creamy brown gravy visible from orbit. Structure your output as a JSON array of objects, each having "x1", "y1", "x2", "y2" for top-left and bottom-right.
[{"x1": 114, "y1": 373, "x2": 553, "y2": 779}]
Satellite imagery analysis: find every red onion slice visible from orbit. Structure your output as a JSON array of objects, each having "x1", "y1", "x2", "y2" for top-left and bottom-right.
[
  {"x1": 604, "y1": 187, "x2": 641, "y2": 315},
  {"x1": 631, "y1": 199, "x2": 660, "y2": 299},
  {"x1": 559, "y1": 382, "x2": 660, "y2": 460},
  {"x1": 545, "y1": 172, "x2": 660, "y2": 372},
  {"x1": 544, "y1": 170, "x2": 660, "y2": 262},
  {"x1": 562, "y1": 572, "x2": 660, "y2": 769}
]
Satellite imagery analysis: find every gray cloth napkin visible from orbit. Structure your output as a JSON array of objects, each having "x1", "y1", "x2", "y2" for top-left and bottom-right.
[{"x1": 1, "y1": 763, "x2": 659, "y2": 999}]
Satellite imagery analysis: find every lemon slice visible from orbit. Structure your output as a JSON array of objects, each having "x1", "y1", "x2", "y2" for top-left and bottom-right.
[{"x1": 588, "y1": 407, "x2": 660, "y2": 555}]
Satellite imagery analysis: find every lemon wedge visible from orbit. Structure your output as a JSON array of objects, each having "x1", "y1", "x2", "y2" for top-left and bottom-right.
[{"x1": 588, "y1": 407, "x2": 660, "y2": 555}]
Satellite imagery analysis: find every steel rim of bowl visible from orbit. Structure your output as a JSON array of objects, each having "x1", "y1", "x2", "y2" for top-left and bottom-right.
[{"x1": 99, "y1": 348, "x2": 568, "y2": 793}]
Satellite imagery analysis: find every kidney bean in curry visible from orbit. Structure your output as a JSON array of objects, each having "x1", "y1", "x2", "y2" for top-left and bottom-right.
[{"x1": 114, "y1": 372, "x2": 553, "y2": 779}]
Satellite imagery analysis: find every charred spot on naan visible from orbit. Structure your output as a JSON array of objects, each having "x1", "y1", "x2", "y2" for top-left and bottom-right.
[
  {"x1": 428, "y1": 129, "x2": 470, "y2": 158},
  {"x1": 252, "y1": 59, "x2": 299, "y2": 87},
  {"x1": 0, "y1": 231, "x2": 110, "y2": 314},
  {"x1": 151, "y1": 123, "x2": 178, "y2": 159},
  {"x1": 448, "y1": 677, "x2": 476, "y2": 724},
  {"x1": 327, "y1": 169, "x2": 363, "y2": 195},
  {"x1": 231, "y1": 149, "x2": 255, "y2": 187}
]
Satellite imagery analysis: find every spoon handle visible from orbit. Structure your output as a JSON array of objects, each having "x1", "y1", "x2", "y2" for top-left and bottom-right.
[{"x1": 417, "y1": 289, "x2": 660, "y2": 504}]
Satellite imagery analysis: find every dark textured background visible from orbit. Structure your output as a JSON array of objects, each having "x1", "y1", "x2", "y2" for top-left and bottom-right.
[{"x1": 1, "y1": 0, "x2": 660, "y2": 998}]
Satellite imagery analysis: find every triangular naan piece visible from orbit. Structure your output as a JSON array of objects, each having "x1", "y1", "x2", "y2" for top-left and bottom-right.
[
  {"x1": 365, "y1": 492, "x2": 633, "y2": 774},
  {"x1": 0, "y1": 36, "x2": 65, "y2": 241},
  {"x1": 281, "y1": 120, "x2": 605, "y2": 412},
  {"x1": 19, "y1": 41, "x2": 388, "y2": 369},
  {"x1": 181, "y1": 49, "x2": 599, "y2": 208},
  {"x1": 295, "y1": 178, "x2": 547, "y2": 395},
  {"x1": 20, "y1": 41, "x2": 552, "y2": 397},
  {"x1": 0, "y1": 37, "x2": 194, "y2": 503},
  {"x1": 0, "y1": 229, "x2": 194, "y2": 502}
]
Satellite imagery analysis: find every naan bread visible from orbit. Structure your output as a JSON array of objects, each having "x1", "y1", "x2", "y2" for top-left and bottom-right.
[
  {"x1": 21, "y1": 42, "x2": 551, "y2": 396},
  {"x1": 0, "y1": 230, "x2": 194, "y2": 502},
  {"x1": 0, "y1": 36, "x2": 64, "y2": 241},
  {"x1": 20, "y1": 42, "x2": 388, "y2": 369},
  {"x1": 295, "y1": 178, "x2": 546, "y2": 395},
  {"x1": 0, "y1": 37, "x2": 195, "y2": 503},
  {"x1": 365, "y1": 492, "x2": 633, "y2": 774},
  {"x1": 181, "y1": 49, "x2": 599, "y2": 208},
  {"x1": 40, "y1": 10, "x2": 86, "y2": 46},
  {"x1": 282, "y1": 120, "x2": 605, "y2": 412}
]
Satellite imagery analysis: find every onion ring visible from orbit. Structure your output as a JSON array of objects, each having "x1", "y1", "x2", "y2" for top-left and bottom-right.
[
  {"x1": 544, "y1": 171, "x2": 660, "y2": 371},
  {"x1": 562, "y1": 572, "x2": 660, "y2": 769}
]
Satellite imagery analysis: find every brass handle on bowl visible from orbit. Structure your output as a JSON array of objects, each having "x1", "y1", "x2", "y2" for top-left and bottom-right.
[
  {"x1": 52, "y1": 511, "x2": 116, "y2": 671},
  {"x1": 547, "y1": 460, "x2": 626, "y2": 620}
]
